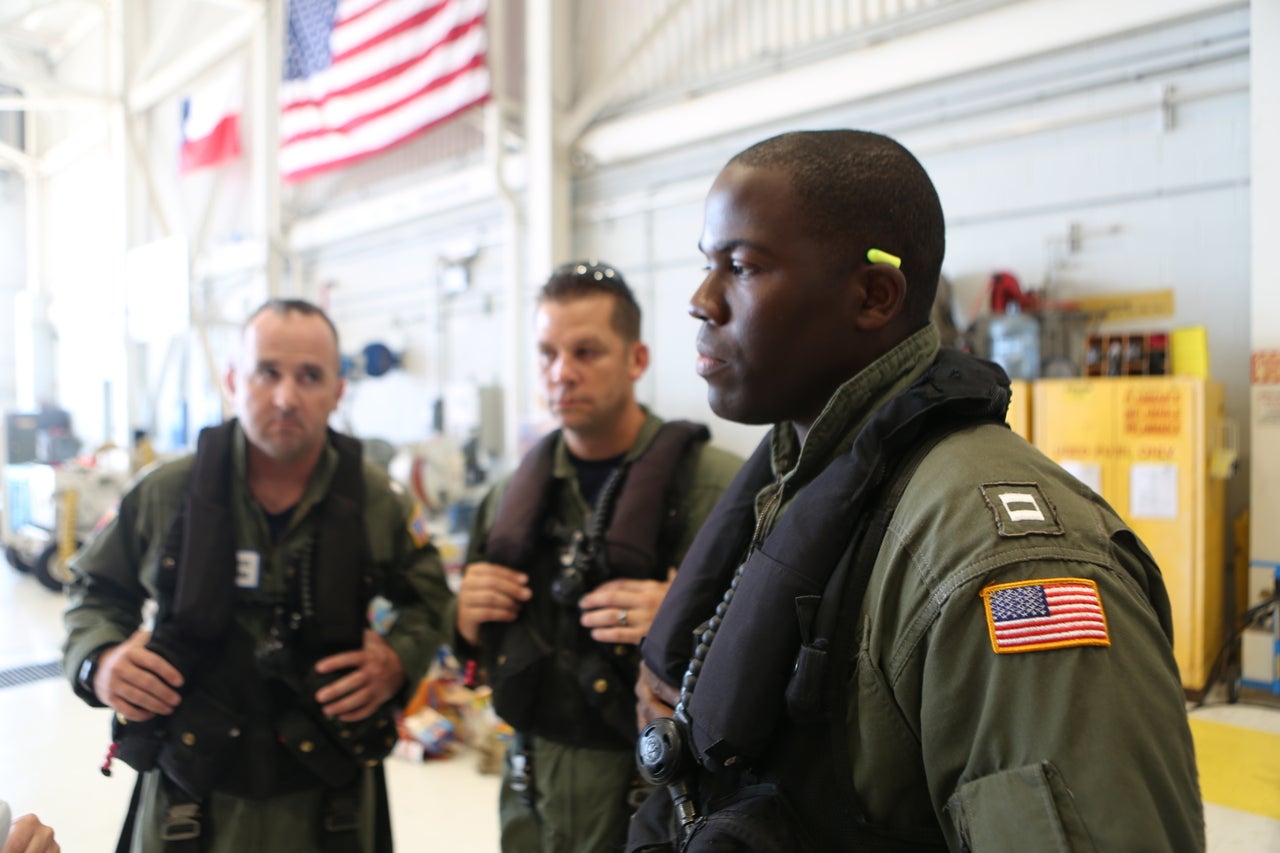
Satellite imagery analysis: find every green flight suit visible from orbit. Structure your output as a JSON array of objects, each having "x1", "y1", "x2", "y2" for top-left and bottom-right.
[
  {"x1": 752, "y1": 325, "x2": 1204, "y2": 851},
  {"x1": 456, "y1": 411, "x2": 742, "y2": 853},
  {"x1": 63, "y1": 423, "x2": 453, "y2": 853}
]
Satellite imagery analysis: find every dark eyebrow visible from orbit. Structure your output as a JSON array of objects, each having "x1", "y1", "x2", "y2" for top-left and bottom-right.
[{"x1": 697, "y1": 238, "x2": 769, "y2": 256}]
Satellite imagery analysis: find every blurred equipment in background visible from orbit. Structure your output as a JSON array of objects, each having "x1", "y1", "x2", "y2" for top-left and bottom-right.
[
  {"x1": 342, "y1": 341, "x2": 404, "y2": 380},
  {"x1": 385, "y1": 384, "x2": 504, "y2": 593},
  {"x1": 5, "y1": 404, "x2": 81, "y2": 464},
  {"x1": 390, "y1": 433, "x2": 469, "y2": 518},
  {"x1": 3, "y1": 408, "x2": 129, "y2": 591},
  {"x1": 965, "y1": 271, "x2": 1096, "y2": 379},
  {"x1": 1085, "y1": 332, "x2": 1171, "y2": 377}
]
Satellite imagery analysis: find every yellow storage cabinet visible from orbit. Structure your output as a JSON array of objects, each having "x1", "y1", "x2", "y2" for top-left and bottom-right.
[
  {"x1": 1007, "y1": 379, "x2": 1031, "y2": 441},
  {"x1": 1032, "y1": 377, "x2": 1226, "y2": 692}
]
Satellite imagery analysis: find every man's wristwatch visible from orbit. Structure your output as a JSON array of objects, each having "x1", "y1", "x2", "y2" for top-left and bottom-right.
[{"x1": 77, "y1": 647, "x2": 106, "y2": 697}]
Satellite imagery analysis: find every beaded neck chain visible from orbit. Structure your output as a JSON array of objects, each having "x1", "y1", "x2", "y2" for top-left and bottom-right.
[{"x1": 674, "y1": 561, "x2": 748, "y2": 722}]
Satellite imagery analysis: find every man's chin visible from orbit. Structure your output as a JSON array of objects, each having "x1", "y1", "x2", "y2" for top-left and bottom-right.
[
  {"x1": 257, "y1": 435, "x2": 314, "y2": 463},
  {"x1": 707, "y1": 392, "x2": 766, "y2": 426}
]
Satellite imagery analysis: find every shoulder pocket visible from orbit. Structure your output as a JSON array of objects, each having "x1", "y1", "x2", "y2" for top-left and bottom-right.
[{"x1": 945, "y1": 761, "x2": 1098, "y2": 853}]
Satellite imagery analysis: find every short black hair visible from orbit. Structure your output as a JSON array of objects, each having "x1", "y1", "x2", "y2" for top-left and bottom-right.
[
  {"x1": 244, "y1": 298, "x2": 341, "y2": 354},
  {"x1": 538, "y1": 260, "x2": 642, "y2": 342},
  {"x1": 730, "y1": 130, "x2": 945, "y2": 325}
]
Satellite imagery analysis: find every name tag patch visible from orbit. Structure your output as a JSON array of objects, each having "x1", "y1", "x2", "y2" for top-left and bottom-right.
[
  {"x1": 979, "y1": 482, "x2": 1063, "y2": 537},
  {"x1": 981, "y1": 577, "x2": 1110, "y2": 654},
  {"x1": 235, "y1": 550, "x2": 262, "y2": 589}
]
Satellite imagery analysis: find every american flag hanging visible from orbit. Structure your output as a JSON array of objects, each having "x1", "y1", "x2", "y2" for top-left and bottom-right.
[
  {"x1": 280, "y1": 0, "x2": 491, "y2": 182},
  {"x1": 981, "y1": 578, "x2": 1110, "y2": 654}
]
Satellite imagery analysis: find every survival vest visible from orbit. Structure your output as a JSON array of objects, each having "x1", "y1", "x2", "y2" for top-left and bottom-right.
[
  {"x1": 631, "y1": 350, "x2": 1012, "y2": 853},
  {"x1": 480, "y1": 420, "x2": 710, "y2": 748},
  {"x1": 111, "y1": 421, "x2": 398, "y2": 803}
]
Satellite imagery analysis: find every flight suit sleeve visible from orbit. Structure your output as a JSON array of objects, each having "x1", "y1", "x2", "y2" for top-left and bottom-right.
[
  {"x1": 916, "y1": 546, "x2": 1204, "y2": 852},
  {"x1": 365, "y1": 481, "x2": 454, "y2": 700},
  {"x1": 61, "y1": 475, "x2": 161, "y2": 700}
]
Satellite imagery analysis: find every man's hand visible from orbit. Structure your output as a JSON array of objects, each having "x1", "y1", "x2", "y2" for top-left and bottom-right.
[
  {"x1": 95, "y1": 630, "x2": 184, "y2": 722},
  {"x1": 579, "y1": 567, "x2": 676, "y2": 645},
  {"x1": 636, "y1": 661, "x2": 680, "y2": 732},
  {"x1": 4, "y1": 813, "x2": 60, "y2": 853},
  {"x1": 314, "y1": 629, "x2": 406, "y2": 723},
  {"x1": 455, "y1": 561, "x2": 531, "y2": 647}
]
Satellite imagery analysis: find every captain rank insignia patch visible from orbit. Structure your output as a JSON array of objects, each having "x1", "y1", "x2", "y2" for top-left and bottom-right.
[
  {"x1": 980, "y1": 578, "x2": 1111, "y2": 654},
  {"x1": 979, "y1": 482, "x2": 1063, "y2": 537}
]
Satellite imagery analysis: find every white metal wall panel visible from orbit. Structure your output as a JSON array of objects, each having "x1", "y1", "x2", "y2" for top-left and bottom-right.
[
  {"x1": 572, "y1": 6, "x2": 1251, "y2": 485},
  {"x1": 570, "y1": 0, "x2": 1007, "y2": 121}
]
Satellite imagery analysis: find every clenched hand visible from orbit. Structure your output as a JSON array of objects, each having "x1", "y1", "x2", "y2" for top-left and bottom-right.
[
  {"x1": 579, "y1": 567, "x2": 676, "y2": 645},
  {"x1": 313, "y1": 629, "x2": 406, "y2": 722},
  {"x1": 95, "y1": 630, "x2": 184, "y2": 722},
  {"x1": 455, "y1": 561, "x2": 531, "y2": 647}
]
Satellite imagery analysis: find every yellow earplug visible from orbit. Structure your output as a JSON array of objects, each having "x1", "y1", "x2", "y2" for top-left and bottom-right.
[{"x1": 866, "y1": 248, "x2": 901, "y2": 269}]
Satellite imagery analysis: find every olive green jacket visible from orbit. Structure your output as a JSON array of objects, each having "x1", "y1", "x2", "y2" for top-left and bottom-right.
[
  {"x1": 63, "y1": 423, "x2": 453, "y2": 853},
  {"x1": 460, "y1": 410, "x2": 742, "y2": 853},
  {"x1": 758, "y1": 326, "x2": 1203, "y2": 851}
]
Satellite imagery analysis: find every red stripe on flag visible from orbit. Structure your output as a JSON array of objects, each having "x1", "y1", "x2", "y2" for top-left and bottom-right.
[{"x1": 333, "y1": 4, "x2": 447, "y2": 62}]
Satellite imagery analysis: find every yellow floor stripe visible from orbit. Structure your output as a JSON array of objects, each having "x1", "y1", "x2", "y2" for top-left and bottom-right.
[{"x1": 1189, "y1": 717, "x2": 1280, "y2": 820}]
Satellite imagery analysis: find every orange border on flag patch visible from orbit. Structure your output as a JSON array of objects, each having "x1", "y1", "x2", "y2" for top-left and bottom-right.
[{"x1": 980, "y1": 577, "x2": 1110, "y2": 654}]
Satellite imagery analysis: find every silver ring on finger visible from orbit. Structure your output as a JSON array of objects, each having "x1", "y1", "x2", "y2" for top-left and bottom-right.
[{"x1": 617, "y1": 608, "x2": 629, "y2": 627}]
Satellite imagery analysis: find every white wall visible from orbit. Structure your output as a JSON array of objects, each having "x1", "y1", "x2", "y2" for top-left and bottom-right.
[
  {"x1": 0, "y1": 171, "x2": 23, "y2": 412},
  {"x1": 571, "y1": 8, "x2": 1248, "y2": 466}
]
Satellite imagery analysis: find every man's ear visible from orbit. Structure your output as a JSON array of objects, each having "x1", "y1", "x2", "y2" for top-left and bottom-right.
[
  {"x1": 853, "y1": 265, "x2": 907, "y2": 331},
  {"x1": 630, "y1": 340, "x2": 651, "y2": 381}
]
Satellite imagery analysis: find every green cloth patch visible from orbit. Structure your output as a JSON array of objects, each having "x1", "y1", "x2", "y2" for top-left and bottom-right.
[{"x1": 979, "y1": 482, "x2": 1064, "y2": 537}]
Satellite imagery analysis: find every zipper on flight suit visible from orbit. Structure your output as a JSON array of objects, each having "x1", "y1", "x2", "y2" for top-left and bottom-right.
[{"x1": 750, "y1": 480, "x2": 786, "y2": 553}]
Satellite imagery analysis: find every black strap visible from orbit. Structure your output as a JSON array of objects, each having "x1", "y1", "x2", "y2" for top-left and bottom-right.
[
  {"x1": 320, "y1": 781, "x2": 363, "y2": 853},
  {"x1": 115, "y1": 774, "x2": 144, "y2": 853}
]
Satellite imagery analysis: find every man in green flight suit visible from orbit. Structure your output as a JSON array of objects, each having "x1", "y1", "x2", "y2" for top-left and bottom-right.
[
  {"x1": 452, "y1": 261, "x2": 742, "y2": 852},
  {"x1": 631, "y1": 130, "x2": 1204, "y2": 852},
  {"x1": 64, "y1": 299, "x2": 452, "y2": 852}
]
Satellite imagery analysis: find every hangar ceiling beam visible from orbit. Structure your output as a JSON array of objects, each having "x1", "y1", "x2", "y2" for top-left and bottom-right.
[
  {"x1": 558, "y1": 0, "x2": 691, "y2": 145},
  {"x1": 125, "y1": 4, "x2": 261, "y2": 114}
]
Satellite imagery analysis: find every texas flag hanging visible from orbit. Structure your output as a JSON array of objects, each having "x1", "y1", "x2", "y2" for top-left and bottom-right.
[
  {"x1": 179, "y1": 64, "x2": 244, "y2": 173},
  {"x1": 280, "y1": 0, "x2": 491, "y2": 183}
]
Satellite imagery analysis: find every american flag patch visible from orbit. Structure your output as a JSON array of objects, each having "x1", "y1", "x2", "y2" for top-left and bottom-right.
[
  {"x1": 980, "y1": 578, "x2": 1110, "y2": 654},
  {"x1": 407, "y1": 502, "x2": 432, "y2": 549}
]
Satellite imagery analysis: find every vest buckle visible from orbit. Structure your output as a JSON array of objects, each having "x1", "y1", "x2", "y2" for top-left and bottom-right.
[{"x1": 160, "y1": 803, "x2": 202, "y2": 841}]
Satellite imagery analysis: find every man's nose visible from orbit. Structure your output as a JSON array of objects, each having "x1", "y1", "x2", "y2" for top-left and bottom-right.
[
  {"x1": 548, "y1": 354, "x2": 576, "y2": 384},
  {"x1": 273, "y1": 377, "x2": 300, "y2": 407},
  {"x1": 689, "y1": 273, "x2": 721, "y2": 322}
]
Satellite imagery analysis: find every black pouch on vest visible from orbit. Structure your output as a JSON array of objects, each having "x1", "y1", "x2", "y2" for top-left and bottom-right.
[
  {"x1": 576, "y1": 650, "x2": 640, "y2": 741},
  {"x1": 274, "y1": 705, "x2": 361, "y2": 789},
  {"x1": 300, "y1": 667, "x2": 400, "y2": 765},
  {"x1": 485, "y1": 621, "x2": 554, "y2": 731},
  {"x1": 154, "y1": 687, "x2": 247, "y2": 800},
  {"x1": 686, "y1": 784, "x2": 816, "y2": 853},
  {"x1": 626, "y1": 783, "x2": 815, "y2": 853}
]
